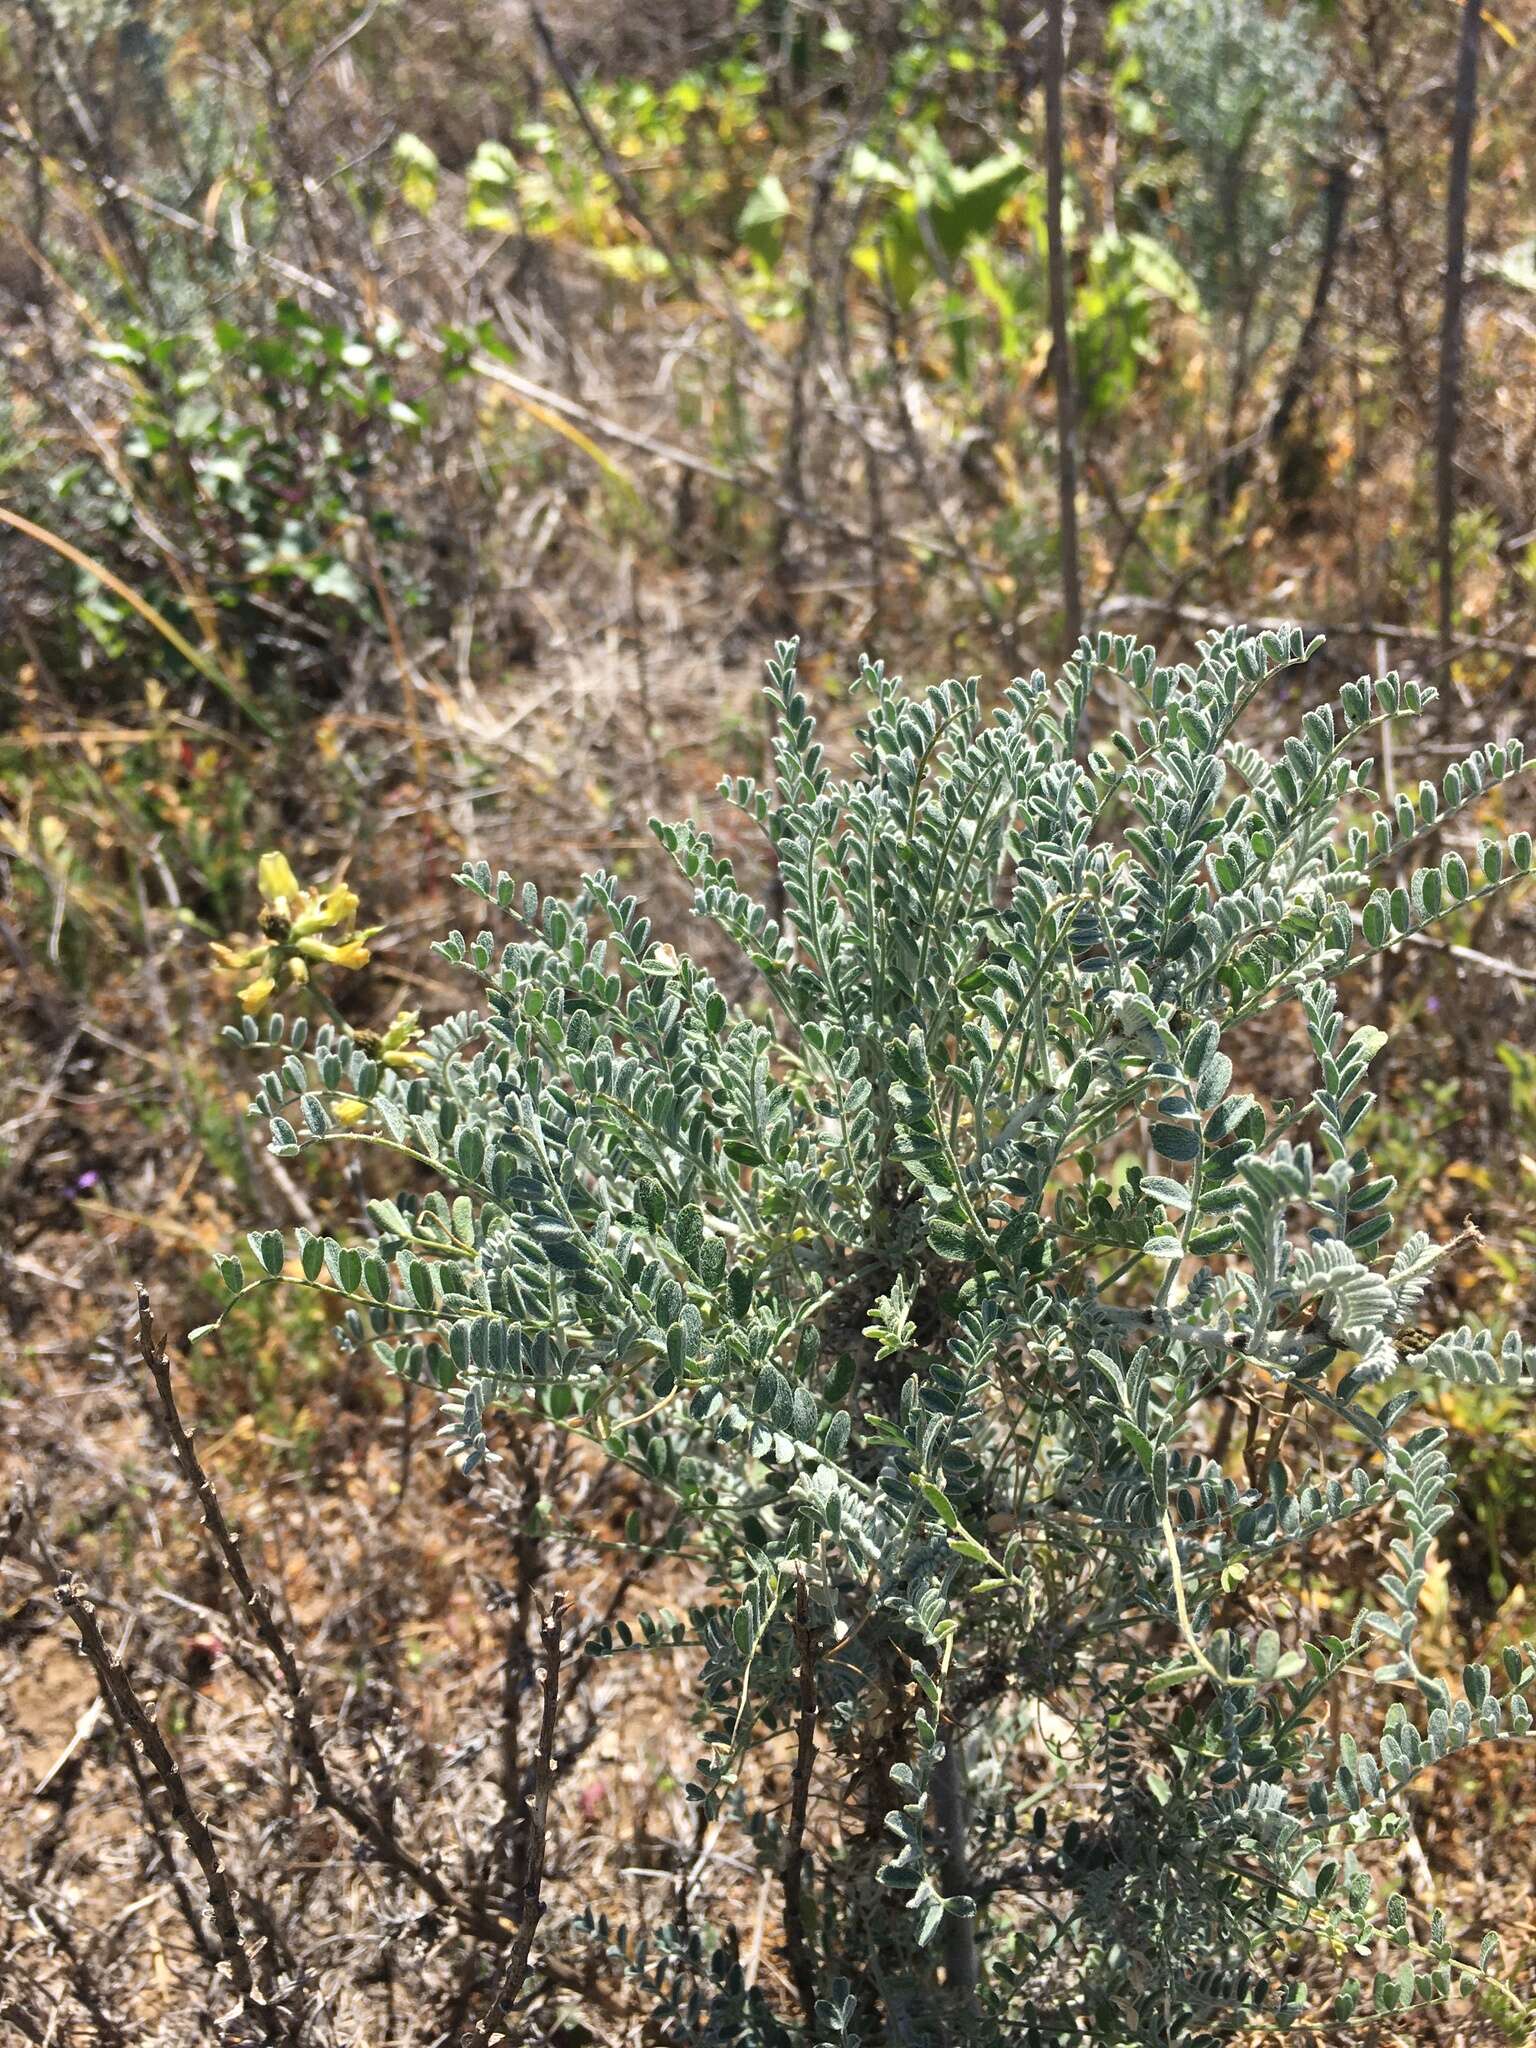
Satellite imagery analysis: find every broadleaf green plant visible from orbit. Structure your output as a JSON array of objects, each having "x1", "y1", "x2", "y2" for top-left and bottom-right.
[
  {"x1": 213, "y1": 632, "x2": 1536, "y2": 2045},
  {"x1": 40, "y1": 299, "x2": 427, "y2": 703}
]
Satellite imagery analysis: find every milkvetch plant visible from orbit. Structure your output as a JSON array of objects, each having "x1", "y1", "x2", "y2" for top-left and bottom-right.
[
  {"x1": 208, "y1": 632, "x2": 1536, "y2": 2045},
  {"x1": 1121, "y1": 0, "x2": 1340, "y2": 328}
]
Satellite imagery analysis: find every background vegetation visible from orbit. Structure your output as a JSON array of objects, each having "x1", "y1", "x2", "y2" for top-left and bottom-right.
[{"x1": 2, "y1": 0, "x2": 1535, "y2": 2041}]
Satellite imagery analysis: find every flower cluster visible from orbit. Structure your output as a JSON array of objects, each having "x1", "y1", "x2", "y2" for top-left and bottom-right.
[{"x1": 212, "y1": 851, "x2": 378, "y2": 1012}]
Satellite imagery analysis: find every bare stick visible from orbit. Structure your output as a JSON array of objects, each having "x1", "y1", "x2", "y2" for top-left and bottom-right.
[
  {"x1": 1215, "y1": 162, "x2": 1352, "y2": 509},
  {"x1": 54, "y1": 1575, "x2": 275, "y2": 2037},
  {"x1": 1404, "y1": 931, "x2": 1536, "y2": 987},
  {"x1": 1043, "y1": 0, "x2": 1082, "y2": 658},
  {"x1": 782, "y1": 1581, "x2": 819, "y2": 2032},
  {"x1": 1435, "y1": 0, "x2": 1483, "y2": 688},
  {"x1": 16, "y1": 1492, "x2": 222, "y2": 1967},
  {"x1": 933, "y1": 1727, "x2": 979, "y2": 2009},
  {"x1": 132, "y1": 1288, "x2": 505, "y2": 1943},
  {"x1": 772, "y1": 142, "x2": 843, "y2": 587},
  {"x1": 1265, "y1": 163, "x2": 1352, "y2": 454},
  {"x1": 487, "y1": 1443, "x2": 545, "y2": 1914},
  {"x1": 468, "y1": 1594, "x2": 568, "y2": 2045}
]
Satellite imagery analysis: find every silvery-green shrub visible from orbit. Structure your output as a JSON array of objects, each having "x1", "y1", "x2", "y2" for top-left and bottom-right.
[
  {"x1": 1123, "y1": 0, "x2": 1339, "y2": 319},
  {"x1": 216, "y1": 632, "x2": 1536, "y2": 2045}
]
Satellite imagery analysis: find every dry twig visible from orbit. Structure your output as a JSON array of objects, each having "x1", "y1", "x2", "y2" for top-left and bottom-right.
[
  {"x1": 132, "y1": 1286, "x2": 507, "y2": 1944},
  {"x1": 54, "y1": 1574, "x2": 277, "y2": 2039},
  {"x1": 1436, "y1": 0, "x2": 1484, "y2": 685},
  {"x1": 782, "y1": 1580, "x2": 820, "y2": 2033},
  {"x1": 468, "y1": 1592, "x2": 568, "y2": 2046}
]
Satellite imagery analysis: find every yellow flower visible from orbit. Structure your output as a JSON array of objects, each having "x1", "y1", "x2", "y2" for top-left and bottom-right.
[
  {"x1": 298, "y1": 931, "x2": 377, "y2": 970},
  {"x1": 333, "y1": 1099, "x2": 369, "y2": 1127},
  {"x1": 290, "y1": 883, "x2": 360, "y2": 939},
  {"x1": 239, "y1": 973, "x2": 277, "y2": 1013},
  {"x1": 379, "y1": 1009, "x2": 428, "y2": 1071},
  {"x1": 212, "y1": 939, "x2": 266, "y2": 972},
  {"x1": 257, "y1": 851, "x2": 301, "y2": 908}
]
